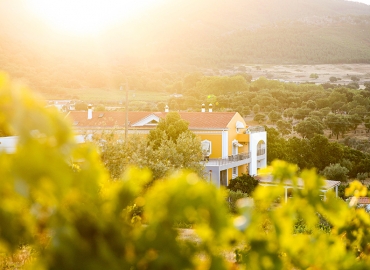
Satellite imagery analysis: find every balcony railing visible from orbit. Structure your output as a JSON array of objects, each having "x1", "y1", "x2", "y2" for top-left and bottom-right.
[
  {"x1": 257, "y1": 148, "x2": 266, "y2": 156},
  {"x1": 205, "y1": 152, "x2": 250, "y2": 166},
  {"x1": 245, "y1": 126, "x2": 265, "y2": 134}
]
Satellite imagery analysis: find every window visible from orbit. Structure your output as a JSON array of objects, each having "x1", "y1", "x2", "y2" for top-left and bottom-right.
[
  {"x1": 236, "y1": 121, "x2": 245, "y2": 133},
  {"x1": 201, "y1": 140, "x2": 212, "y2": 156},
  {"x1": 232, "y1": 167, "x2": 237, "y2": 178}
]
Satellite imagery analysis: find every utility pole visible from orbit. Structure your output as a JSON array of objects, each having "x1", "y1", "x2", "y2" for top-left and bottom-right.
[{"x1": 125, "y1": 81, "x2": 129, "y2": 142}]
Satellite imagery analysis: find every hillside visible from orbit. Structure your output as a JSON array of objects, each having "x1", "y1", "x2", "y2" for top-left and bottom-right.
[{"x1": 1, "y1": 0, "x2": 370, "y2": 92}]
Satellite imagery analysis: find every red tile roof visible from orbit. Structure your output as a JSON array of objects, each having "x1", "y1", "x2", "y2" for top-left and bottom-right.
[
  {"x1": 66, "y1": 111, "x2": 238, "y2": 130},
  {"x1": 353, "y1": 197, "x2": 370, "y2": 204}
]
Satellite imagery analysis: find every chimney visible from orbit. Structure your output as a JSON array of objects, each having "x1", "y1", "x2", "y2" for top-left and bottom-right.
[
  {"x1": 165, "y1": 105, "x2": 169, "y2": 112},
  {"x1": 209, "y1": 103, "x2": 213, "y2": 112},
  {"x1": 201, "y1": 103, "x2": 205, "y2": 112},
  {"x1": 87, "y1": 104, "x2": 93, "y2": 119}
]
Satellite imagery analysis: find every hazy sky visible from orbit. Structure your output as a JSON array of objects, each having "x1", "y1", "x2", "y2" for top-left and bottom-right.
[{"x1": 348, "y1": 0, "x2": 370, "y2": 4}]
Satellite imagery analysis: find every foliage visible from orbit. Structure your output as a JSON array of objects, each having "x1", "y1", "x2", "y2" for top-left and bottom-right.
[
  {"x1": 75, "y1": 101, "x2": 88, "y2": 111},
  {"x1": 235, "y1": 160, "x2": 370, "y2": 269},
  {"x1": 321, "y1": 163, "x2": 349, "y2": 182},
  {"x1": 294, "y1": 117, "x2": 325, "y2": 139},
  {"x1": 253, "y1": 113, "x2": 266, "y2": 124},
  {"x1": 276, "y1": 120, "x2": 292, "y2": 136},
  {"x1": 227, "y1": 190, "x2": 247, "y2": 214},
  {"x1": 227, "y1": 174, "x2": 259, "y2": 195},
  {"x1": 97, "y1": 128, "x2": 204, "y2": 181},
  {"x1": 325, "y1": 113, "x2": 349, "y2": 139},
  {"x1": 94, "y1": 104, "x2": 105, "y2": 111},
  {"x1": 329, "y1": 76, "x2": 338, "y2": 82},
  {"x1": 6, "y1": 70, "x2": 370, "y2": 269},
  {"x1": 267, "y1": 110, "x2": 281, "y2": 124},
  {"x1": 5, "y1": 74, "x2": 370, "y2": 269},
  {"x1": 147, "y1": 111, "x2": 191, "y2": 149},
  {"x1": 0, "y1": 74, "x2": 235, "y2": 269}
]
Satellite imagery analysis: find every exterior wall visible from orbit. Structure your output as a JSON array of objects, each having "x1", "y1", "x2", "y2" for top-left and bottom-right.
[
  {"x1": 228, "y1": 113, "x2": 248, "y2": 180},
  {"x1": 198, "y1": 133, "x2": 222, "y2": 158},
  {"x1": 248, "y1": 131, "x2": 267, "y2": 176},
  {"x1": 226, "y1": 113, "x2": 249, "y2": 156}
]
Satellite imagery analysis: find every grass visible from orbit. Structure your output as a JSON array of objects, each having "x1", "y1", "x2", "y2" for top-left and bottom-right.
[{"x1": 41, "y1": 87, "x2": 170, "y2": 104}]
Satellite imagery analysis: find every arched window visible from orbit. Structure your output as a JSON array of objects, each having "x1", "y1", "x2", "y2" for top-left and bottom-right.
[
  {"x1": 201, "y1": 140, "x2": 212, "y2": 156},
  {"x1": 257, "y1": 140, "x2": 266, "y2": 156}
]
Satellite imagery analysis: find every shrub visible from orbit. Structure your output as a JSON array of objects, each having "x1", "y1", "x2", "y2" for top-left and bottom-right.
[
  {"x1": 321, "y1": 163, "x2": 349, "y2": 182},
  {"x1": 227, "y1": 190, "x2": 247, "y2": 213},
  {"x1": 228, "y1": 173, "x2": 259, "y2": 195}
]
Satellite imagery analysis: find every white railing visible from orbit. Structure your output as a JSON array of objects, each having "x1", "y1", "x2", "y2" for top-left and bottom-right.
[{"x1": 205, "y1": 152, "x2": 250, "y2": 165}]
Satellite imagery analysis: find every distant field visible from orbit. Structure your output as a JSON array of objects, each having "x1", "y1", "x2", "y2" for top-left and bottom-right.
[
  {"x1": 221, "y1": 63, "x2": 370, "y2": 86},
  {"x1": 41, "y1": 87, "x2": 169, "y2": 104}
]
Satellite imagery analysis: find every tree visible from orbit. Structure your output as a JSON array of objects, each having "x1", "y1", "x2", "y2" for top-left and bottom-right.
[
  {"x1": 351, "y1": 75, "x2": 360, "y2": 82},
  {"x1": 276, "y1": 120, "x2": 292, "y2": 136},
  {"x1": 321, "y1": 163, "x2": 349, "y2": 182},
  {"x1": 95, "y1": 103, "x2": 105, "y2": 111},
  {"x1": 293, "y1": 107, "x2": 310, "y2": 120},
  {"x1": 329, "y1": 76, "x2": 338, "y2": 82},
  {"x1": 305, "y1": 100, "x2": 317, "y2": 110},
  {"x1": 365, "y1": 116, "x2": 370, "y2": 133},
  {"x1": 253, "y1": 113, "x2": 266, "y2": 124},
  {"x1": 309, "y1": 135, "x2": 344, "y2": 171},
  {"x1": 364, "y1": 81, "x2": 370, "y2": 91},
  {"x1": 252, "y1": 104, "x2": 260, "y2": 114},
  {"x1": 283, "y1": 108, "x2": 295, "y2": 119},
  {"x1": 157, "y1": 102, "x2": 166, "y2": 112},
  {"x1": 347, "y1": 114, "x2": 362, "y2": 134},
  {"x1": 325, "y1": 114, "x2": 349, "y2": 139},
  {"x1": 75, "y1": 101, "x2": 88, "y2": 111},
  {"x1": 266, "y1": 126, "x2": 288, "y2": 163},
  {"x1": 147, "y1": 112, "x2": 191, "y2": 149},
  {"x1": 294, "y1": 117, "x2": 324, "y2": 139},
  {"x1": 99, "y1": 113, "x2": 204, "y2": 181},
  {"x1": 310, "y1": 73, "x2": 319, "y2": 79},
  {"x1": 227, "y1": 174, "x2": 259, "y2": 195},
  {"x1": 233, "y1": 72, "x2": 252, "y2": 83},
  {"x1": 347, "y1": 82, "x2": 359, "y2": 89},
  {"x1": 267, "y1": 110, "x2": 282, "y2": 124}
]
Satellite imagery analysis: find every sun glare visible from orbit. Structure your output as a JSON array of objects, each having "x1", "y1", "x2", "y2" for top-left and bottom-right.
[{"x1": 27, "y1": 0, "x2": 161, "y2": 36}]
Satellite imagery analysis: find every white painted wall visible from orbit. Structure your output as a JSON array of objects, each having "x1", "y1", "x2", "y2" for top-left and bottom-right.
[{"x1": 248, "y1": 131, "x2": 267, "y2": 175}]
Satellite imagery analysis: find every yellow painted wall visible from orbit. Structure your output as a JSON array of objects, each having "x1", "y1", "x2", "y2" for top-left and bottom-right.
[
  {"x1": 198, "y1": 134, "x2": 222, "y2": 158},
  {"x1": 227, "y1": 113, "x2": 249, "y2": 155}
]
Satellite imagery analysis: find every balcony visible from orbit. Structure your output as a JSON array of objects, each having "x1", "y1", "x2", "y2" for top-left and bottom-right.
[
  {"x1": 236, "y1": 133, "x2": 249, "y2": 143},
  {"x1": 204, "y1": 152, "x2": 250, "y2": 166}
]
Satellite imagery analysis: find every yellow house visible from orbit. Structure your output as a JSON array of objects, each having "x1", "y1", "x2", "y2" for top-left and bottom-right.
[{"x1": 66, "y1": 106, "x2": 267, "y2": 187}]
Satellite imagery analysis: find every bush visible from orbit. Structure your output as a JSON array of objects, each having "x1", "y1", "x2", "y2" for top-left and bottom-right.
[
  {"x1": 75, "y1": 101, "x2": 88, "y2": 110},
  {"x1": 321, "y1": 163, "x2": 349, "y2": 182},
  {"x1": 95, "y1": 103, "x2": 105, "y2": 111},
  {"x1": 227, "y1": 190, "x2": 247, "y2": 213},
  {"x1": 228, "y1": 173, "x2": 259, "y2": 195}
]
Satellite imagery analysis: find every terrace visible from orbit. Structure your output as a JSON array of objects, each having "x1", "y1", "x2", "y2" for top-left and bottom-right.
[{"x1": 204, "y1": 152, "x2": 251, "y2": 166}]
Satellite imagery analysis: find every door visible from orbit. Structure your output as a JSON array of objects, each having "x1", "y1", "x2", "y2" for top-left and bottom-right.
[{"x1": 220, "y1": 170, "x2": 227, "y2": 187}]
